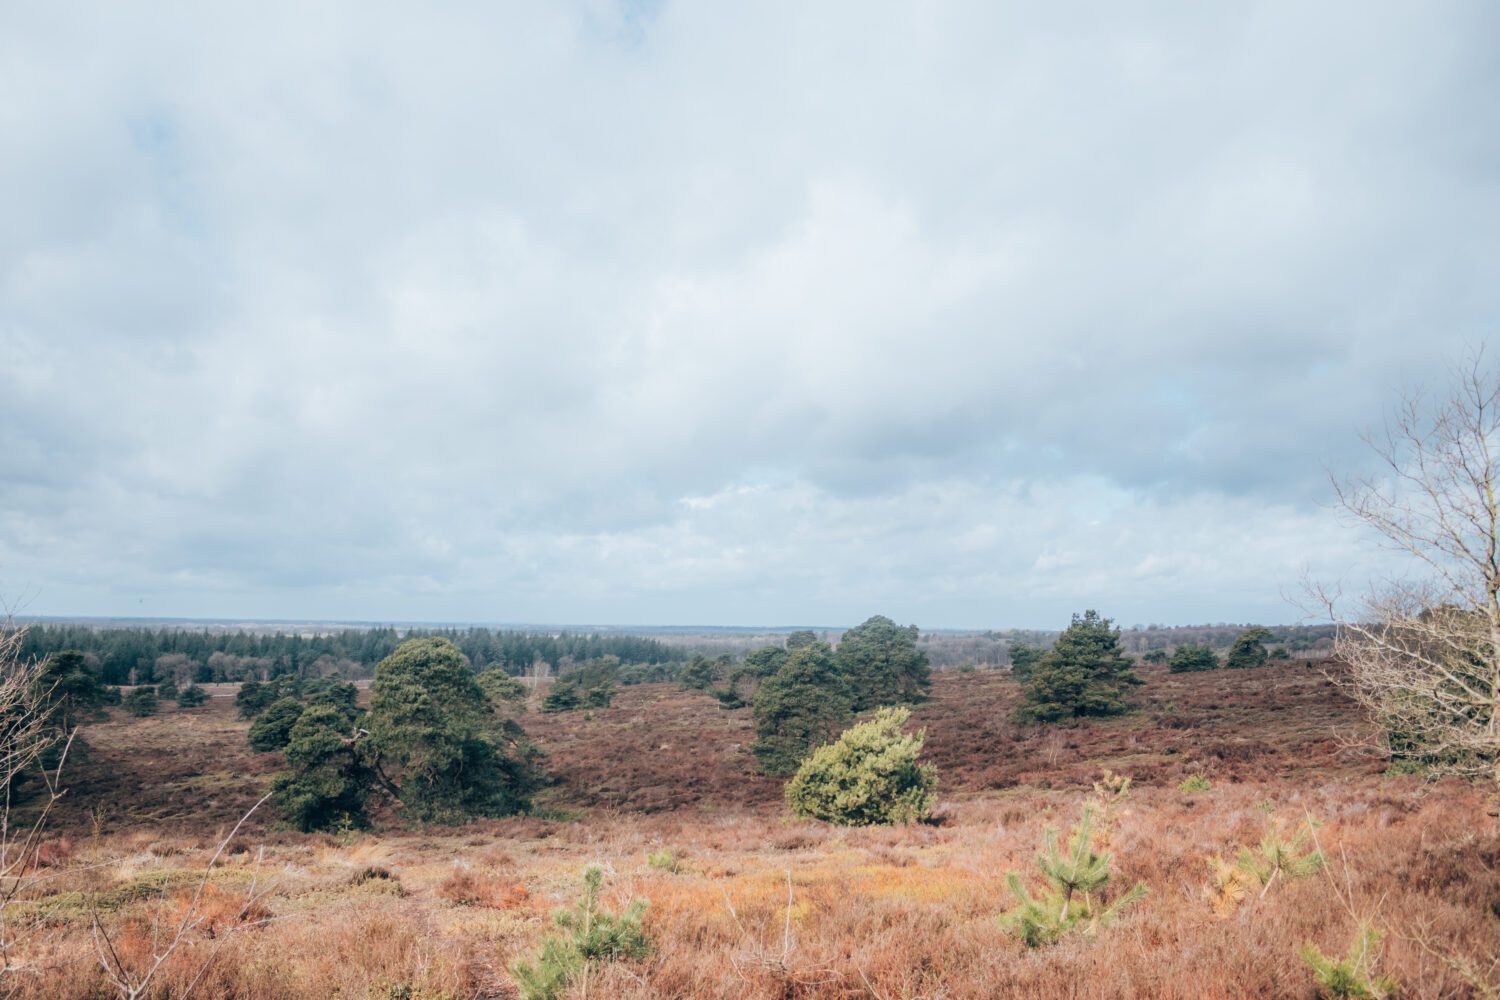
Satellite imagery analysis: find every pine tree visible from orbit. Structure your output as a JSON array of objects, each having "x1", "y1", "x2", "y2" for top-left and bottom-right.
[
  {"x1": 999, "y1": 807, "x2": 1147, "y2": 947},
  {"x1": 511, "y1": 866, "x2": 650, "y2": 1000},
  {"x1": 363, "y1": 637, "x2": 541, "y2": 824},
  {"x1": 835, "y1": 615, "x2": 931, "y2": 711},
  {"x1": 751, "y1": 642, "x2": 853, "y2": 776},
  {"x1": 1169, "y1": 644, "x2": 1219, "y2": 672},
  {"x1": 1225, "y1": 627, "x2": 1273, "y2": 670},
  {"x1": 1300, "y1": 924, "x2": 1399, "y2": 999},
  {"x1": 1235, "y1": 814, "x2": 1325, "y2": 896},
  {"x1": 1014, "y1": 611, "x2": 1143, "y2": 723}
]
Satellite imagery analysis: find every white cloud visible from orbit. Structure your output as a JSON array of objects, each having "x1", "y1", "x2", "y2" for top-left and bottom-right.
[{"x1": 1, "y1": 0, "x2": 1496, "y2": 625}]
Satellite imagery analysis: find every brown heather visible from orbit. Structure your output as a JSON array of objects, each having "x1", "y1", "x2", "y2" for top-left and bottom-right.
[{"x1": 8, "y1": 664, "x2": 1498, "y2": 998}]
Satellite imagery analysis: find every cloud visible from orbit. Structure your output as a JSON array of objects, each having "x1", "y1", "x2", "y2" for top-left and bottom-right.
[{"x1": 2, "y1": 0, "x2": 1497, "y2": 625}]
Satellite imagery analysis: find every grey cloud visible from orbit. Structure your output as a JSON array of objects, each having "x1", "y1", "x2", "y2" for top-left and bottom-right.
[{"x1": 2, "y1": 0, "x2": 1497, "y2": 624}]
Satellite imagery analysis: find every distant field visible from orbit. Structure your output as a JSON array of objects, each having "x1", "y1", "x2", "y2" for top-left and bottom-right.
[{"x1": 15, "y1": 664, "x2": 1498, "y2": 999}]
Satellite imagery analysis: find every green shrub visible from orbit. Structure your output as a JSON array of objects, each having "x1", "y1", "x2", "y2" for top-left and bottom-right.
[
  {"x1": 272, "y1": 703, "x2": 373, "y2": 833},
  {"x1": 1225, "y1": 627, "x2": 1273, "y2": 670},
  {"x1": 1178, "y1": 773, "x2": 1212, "y2": 793},
  {"x1": 1300, "y1": 923, "x2": 1398, "y2": 999},
  {"x1": 249, "y1": 697, "x2": 307, "y2": 752},
  {"x1": 511, "y1": 866, "x2": 650, "y2": 1000},
  {"x1": 999, "y1": 807, "x2": 1147, "y2": 947},
  {"x1": 156, "y1": 678, "x2": 179, "y2": 702},
  {"x1": 1169, "y1": 645, "x2": 1219, "y2": 673},
  {"x1": 235, "y1": 680, "x2": 276, "y2": 719},
  {"x1": 122, "y1": 687, "x2": 159, "y2": 717},
  {"x1": 646, "y1": 849, "x2": 681, "y2": 873},
  {"x1": 477, "y1": 668, "x2": 528, "y2": 707},
  {"x1": 176, "y1": 684, "x2": 208, "y2": 708},
  {"x1": 784, "y1": 706, "x2": 936, "y2": 826}
]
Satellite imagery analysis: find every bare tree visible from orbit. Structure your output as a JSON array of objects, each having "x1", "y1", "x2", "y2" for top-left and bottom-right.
[
  {"x1": 1320, "y1": 350, "x2": 1499, "y2": 793},
  {"x1": 0, "y1": 620, "x2": 75, "y2": 979}
]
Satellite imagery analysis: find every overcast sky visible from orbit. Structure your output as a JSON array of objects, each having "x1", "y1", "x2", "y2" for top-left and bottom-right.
[{"x1": 2, "y1": 2, "x2": 1497, "y2": 629}]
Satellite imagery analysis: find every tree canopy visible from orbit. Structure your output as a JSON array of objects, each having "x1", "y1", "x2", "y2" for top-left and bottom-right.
[
  {"x1": 1014, "y1": 611, "x2": 1142, "y2": 723},
  {"x1": 751, "y1": 641, "x2": 853, "y2": 776},
  {"x1": 835, "y1": 615, "x2": 931, "y2": 711}
]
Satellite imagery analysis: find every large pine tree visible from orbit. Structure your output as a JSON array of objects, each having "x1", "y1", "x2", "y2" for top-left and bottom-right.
[
  {"x1": 835, "y1": 615, "x2": 931, "y2": 711},
  {"x1": 751, "y1": 641, "x2": 853, "y2": 776},
  {"x1": 1014, "y1": 611, "x2": 1142, "y2": 723}
]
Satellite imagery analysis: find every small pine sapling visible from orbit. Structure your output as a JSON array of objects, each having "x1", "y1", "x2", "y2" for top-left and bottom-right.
[
  {"x1": 999, "y1": 807, "x2": 1147, "y2": 947},
  {"x1": 1204, "y1": 856, "x2": 1257, "y2": 918},
  {"x1": 511, "y1": 866, "x2": 650, "y2": 1000},
  {"x1": 1236, "y1": 814, "x2": 1325, "y2": 897},
  {"x1": 1300, "y1": 923, "x2": 1399, "y2": 999}
]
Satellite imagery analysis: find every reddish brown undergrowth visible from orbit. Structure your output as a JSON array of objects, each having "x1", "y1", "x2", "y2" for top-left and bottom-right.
[{"x1": 10, "y1": 665, "x2": 1497, "y2": 998}]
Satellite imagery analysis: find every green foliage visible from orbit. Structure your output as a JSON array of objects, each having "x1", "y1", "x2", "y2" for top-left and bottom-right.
[
  {"x1": 235, "y1": 681, "x2": 276, "y2": 719},
  {"x1": 678, "y1": 654, "x2": 717, "y2": 691},
  {"x1": 751, "y1": 641, "x2": 853, "y2": 776},
  {"x1": 1226, "y1": 627, "x2": 1273, "y2": 670},
  {"x1": 175, "y1": 684, "x2": 208, "y2": 708},
  {"x1": 646, "y1": 849, "x2": 681, "y2": 873},
  {"x1": 273, "y1": 703, "x2": 371, "y2": 832},
  {"x1": 122, "y1": 687, "x2": 159, "y2": 717},
  {"x1": 1178, "y1": 773, "x2": 1212, "y2": 793},
  {"x1": 1169, "y1": 645, "x2": 1219, "y2": 673},
  {"x1": 1014, "y1": 611, "x2": 1143, "y2": 724},
  {"x1": 1142, "y1": 649, "x2": 1168, "y2": 664},
  {"x1": 784, "y1": 707, "x2": 936, "y2": 826},
  {"x1": 34, "y1": 650, "x2": 108, "y2": 728},
  {"x1": 1236, "y1": 815, "x2": 1325, "y2": 895},
  {"x1": 1009, "y1": 641, "x2": 1045, "y2": 679},
  {"x1": 713, "y1": 646, "x2": 789, "y2": 709},
  {"x1": 542, "y1": 660, "x2": 617, "y2": 713},
  {"x1": 999, "y1": 807, "x2": 1148, "y2": 947},
  {"x1": 363, "y1": 637, "x2": 540, "y2": 825},
  {"x1": 249, "y1": 697, "x2": 307, "y2": 752},
  {"x1": 156, "y1": 678, "x2": 179, "y2": 702},
  {"x1": 1300, "y1": 924, "x2": 1399, "y2": 999},
  {"x1": 304, "y1": 677, "x2": 359, "y2": 718},
  {"x1": 476, "y1": 668, "x2": 528, "y2": 707},
  {"x1": 784, "y1": 630, "x2": 818, "y2": 651},
  {"x1": 835, "y1": 615, "x2": 931, "y2": 711},
  {"x1": 1269, "y1": 647, "x2": 1292, "y2": 661},
  {"x1": 511, "y1": 866, "x2": 650, "y2": 1000},
  {"x1": 744, "y1": 646, "x2": 790, "y2": 678}
]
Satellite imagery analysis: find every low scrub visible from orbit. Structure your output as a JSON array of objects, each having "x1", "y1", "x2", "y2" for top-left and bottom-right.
[{"x1": 784, "y1": 706, "x2": 936, "y2": 826}]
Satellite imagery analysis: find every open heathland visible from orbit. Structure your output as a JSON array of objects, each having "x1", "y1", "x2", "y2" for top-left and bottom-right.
[{"x1": 9, "y1": 662, "x2": 1498, "y2": 999}]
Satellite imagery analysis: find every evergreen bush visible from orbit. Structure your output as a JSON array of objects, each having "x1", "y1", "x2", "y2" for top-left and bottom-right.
[
  {"x1": 122, "y1": 687, "x2": 158, "y2": 717},
  {"x1": 784, "y1": 707, "x2": 936, "y2": 826}
]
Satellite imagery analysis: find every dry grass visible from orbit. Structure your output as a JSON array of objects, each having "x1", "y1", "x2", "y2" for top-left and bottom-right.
[{"x1": 7, "y1": 665, "x2": 1498, "y2": 998}]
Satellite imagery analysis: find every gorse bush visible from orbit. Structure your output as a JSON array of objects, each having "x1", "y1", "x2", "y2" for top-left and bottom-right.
[
  {"x1": 784, "y1": 707, "x2": 937, "y2": 826},
  {"x1": 511, "y1": 866, "x2": 650, "y2": 1000},
  {"x1": 1000, "y1": 806, "x2": 1147, "y2": 947}
]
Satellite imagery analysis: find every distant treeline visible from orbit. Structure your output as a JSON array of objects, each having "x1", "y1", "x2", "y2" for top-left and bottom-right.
[{"x1": 14, "y1": 624, "x2": 689, "y2": 686}]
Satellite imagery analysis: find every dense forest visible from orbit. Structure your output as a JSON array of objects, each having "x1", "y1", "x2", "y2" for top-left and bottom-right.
[{"x1": 13, "y1": 624, "x2": 689, "y2": 686}]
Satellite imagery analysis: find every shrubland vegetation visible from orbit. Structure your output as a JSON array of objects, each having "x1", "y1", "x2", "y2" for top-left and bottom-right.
[{"x1": 0, "y1": 362, "x2": 1494, "y2": 997}]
